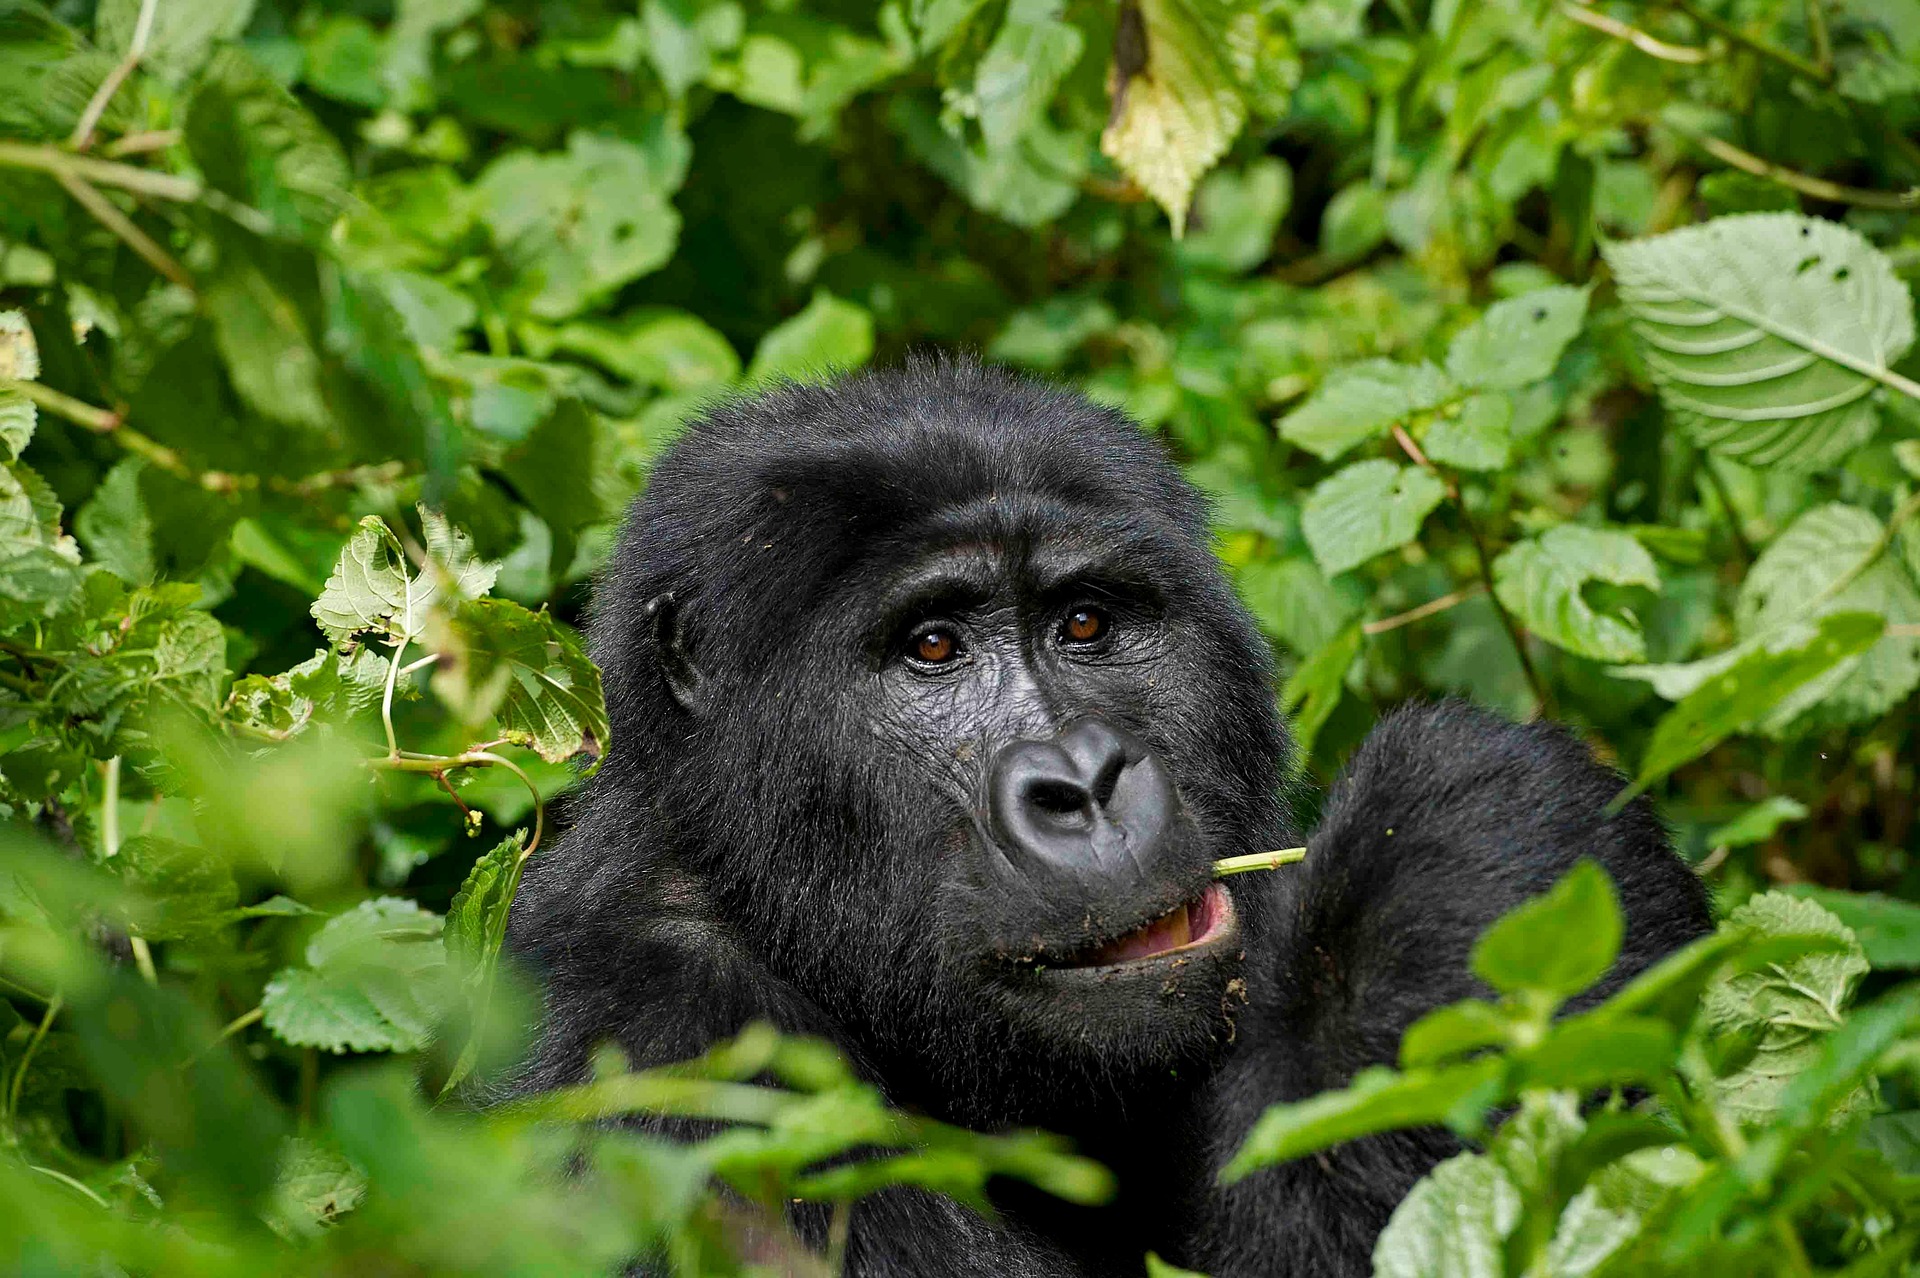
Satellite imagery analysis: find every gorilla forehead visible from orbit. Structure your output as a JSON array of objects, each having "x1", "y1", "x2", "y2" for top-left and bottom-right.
[{"x1": 597, "y1": 361, "x2": 1216, "y2": 673}]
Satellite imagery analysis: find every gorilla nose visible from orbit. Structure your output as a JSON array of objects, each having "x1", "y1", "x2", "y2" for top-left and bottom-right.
[{"x1": 988, "y1": 719, "x2": 1178, "y2": 882}]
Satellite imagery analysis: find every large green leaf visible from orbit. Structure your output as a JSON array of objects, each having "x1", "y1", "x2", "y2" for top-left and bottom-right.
[
  {"x1": 1604, "y1": 213, "x2": 1915, "y2": 470},
  {"x1": 974, "y1": 0, "x2": 1084, "y2": 150},
  {"x1": 435, "y1": 599, "x2": 609, "y2": 767},
  {"x1": 1444, "y1": 285, "x2": 1590, "y2": 390},
  {"x1": 1472, "y1": 860, "x2": 1623, "y2": 1001},
  {"x1": 747, "y1": 290, "x2": 875, "y2": 383},
  {"x1": 1101, "y1": 0, "x2": 1246, "y2": 235},
  {"x1": 1301, "y1": 460, "x2": 1447, "y2": 576},
  {"x1": 1371, "y1": 1152, "x2": 1518, "y2": 1278},
  {"x1": 186, "y1": 48, "x2": 351, "y2": 240},
  {"x1": 1493, "y1": 524, "x2": 1662, "y2": 662},
  {"x1": 311, "y1": 512, "x2": 499, "y2": 648},
  {"x1": 476, "y1": 133, "x2": 683, "y2": 320},
  {"x1": 1279, "y1": 359, "x2": 1454, "y2": 462},
  {"x1": 262, "y1": 898, "x2": 448, "y2": 1054}
]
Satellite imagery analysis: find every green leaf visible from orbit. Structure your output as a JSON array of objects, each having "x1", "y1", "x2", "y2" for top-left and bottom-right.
[
  {"x1": 1221, "y1": 1057, "x2": 1506, "y2": 1181},
  {"x1": 1280, "y1": 620, "x2": 1360, "y2": 763},
  {"x1": 1319, "y1": 181, "x2": 1388, "y2": 260},
  {"x1": 1370, "y1": 1152, "x2": 1519, "y2": 1278},
  {"x1": 1178, "y1": 157, "x2": 1290, "y2": 273},
  {"x1": 311, "y1": 512, "x2": 499, "y2": 648},
  {"x1": 1784, "y1": 886, "x2": 1920, "y2": 970},
  {"x1": 264, "y1": 1137, "x2": 366, "y2": 1240},
  {"x1": 1400, "y1": 999, "x2": 1515, "y2": 1069},
  {"x1": 0, "y1": 309, "x2": 37, "y2": 461},
  {"x1": 1631, "y1": 611, "x2": 1885, "y2": 792},
  {"x1": 974, "y1": 0, "x2": 1084, "y2": 150},
  {"x1": 98, "y1": 0, "x2": 254, "y2": 84},
  {"x1": 1472, "y1": 860, "x2": 1623, "y2": 1001},
  {"x1": 1101, "y1": 0, "x2": 1247, "y2": 235},
  {"x1": 747, "y1": 290, "x2": 875, "y2": 383},
  {"x1": 476, "y1": 133, "x2": 683, "y2": 320},
  {"x1": 75, "y1": 458, "x2": 155, "y2": 585},
  {"x1": 441, "y1": 830, "x2": 531, "y2": 1091},
  {"x1": 546, "y1": 309, "x2": 740, "y2": 390},
  {"x1": 1702, "y1": 892, "x2": 1872, "y2": 1128},
  {"x1": 1300, "y1": 460, "x2": 1447, "y2": 576},
  {"x1": 434, "y1": 599, "x2": 609, "y2": 767},
  {"x1": 0, "y1": 459, "x2": 83, "y2": 615},
  {"x1": 1423, "y1": 392, "x2": 1511, "y2": 471},
  {"x1": 1733, "y1": 503, "x2": 1920, "y2": 728},
  {"x1": 1492, "y1": 524, "x2": 1662, "y2": 662},
  {"x1": 1704, "y1": 796, "x2": 1808, "y2": 849},
  {"x1": 1280, "y1": 359, "x2": 1454, "y2": 462},
  {"x1": 114, "y1": 835, "x2": 239, "y2": 941},
  {"x1": 262, "y1": 898, "x2": 448, "y2": 1054},
  {"x1": 187, "y1": 48, "x2": 351, "y2": 240},
  {"x1": 1604, "y1": 213, "x2": 1915, "y2": 470},
  {"x1": 1444, "y1": 285, "x2": 1590, "y2": 390}
]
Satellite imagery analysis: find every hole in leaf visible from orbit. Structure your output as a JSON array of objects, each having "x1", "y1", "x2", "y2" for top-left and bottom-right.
[
  {"x1": 1795, "y1": 255, "x2": 1820, "y2": 274},
  {"x1": 1532, "y1": 307, "x2": 1547, "y2": 321},
  {"x1": 1834, "y1": 266, "x2": 1850, "y2": 282}
]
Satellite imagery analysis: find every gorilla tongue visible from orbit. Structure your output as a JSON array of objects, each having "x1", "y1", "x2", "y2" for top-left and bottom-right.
[{"x1": 1072, "y1": 883, "x2": 1226, "y2": 966}]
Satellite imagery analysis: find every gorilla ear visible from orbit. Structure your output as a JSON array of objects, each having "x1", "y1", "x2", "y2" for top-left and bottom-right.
[{"x1": 643, "y1": 592, "x2": 708, "y2": 716}]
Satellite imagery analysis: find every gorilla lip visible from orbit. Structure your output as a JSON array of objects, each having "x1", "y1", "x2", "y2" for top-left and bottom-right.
[{"x1": 1059, "y1": 883, "x2": 1235, "y2": 968}]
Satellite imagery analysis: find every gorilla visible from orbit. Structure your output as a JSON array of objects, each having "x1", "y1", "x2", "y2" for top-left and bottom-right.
[{"x1": 504, "y1": 359, "x2": 1710, "y2": 1276}]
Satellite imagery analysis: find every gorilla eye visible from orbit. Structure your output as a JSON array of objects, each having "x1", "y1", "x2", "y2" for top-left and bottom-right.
[
  {"x1": 911, "y1": 627, "x2": 962, "y2": 665},
  {"x1": 1060, "y1": 606, "x2": 1110, "y2": 646}
]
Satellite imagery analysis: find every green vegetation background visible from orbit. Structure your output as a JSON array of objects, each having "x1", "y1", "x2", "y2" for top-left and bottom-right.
[{"x1": 6, "y1": 0, "x2": 1920, "y2": 1273}]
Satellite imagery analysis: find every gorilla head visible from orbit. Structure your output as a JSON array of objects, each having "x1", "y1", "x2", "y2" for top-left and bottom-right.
[{"x1": 545, "y1": 358, "x2": 1294, "y2": 1122}]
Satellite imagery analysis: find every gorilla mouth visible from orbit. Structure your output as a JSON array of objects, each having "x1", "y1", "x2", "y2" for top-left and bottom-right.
[{"x1": 1058, "y1": 883, "x2": 1236, "y2": 968}]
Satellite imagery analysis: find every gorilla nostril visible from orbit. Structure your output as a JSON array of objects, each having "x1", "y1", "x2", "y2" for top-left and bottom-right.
[
  {"x1": 1088, "y1": 752, "x2": 1126, "y2": 809},
  {"x1": 1026, "y1": 778, "x2": 1092, "y2": 827}
]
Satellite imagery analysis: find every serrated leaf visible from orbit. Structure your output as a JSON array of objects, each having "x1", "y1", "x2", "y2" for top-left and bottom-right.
[
  {"x1": 1787, "y1": 886, "x2": 1920, "y2": 969},
  {"x1": 1444, "y1": 285, "x2": 1590, "y2": 390},
  {"x1": 187, "y1": 48, "x2": 351, "y2": 240},
  {"x1": 114, "y1": 835, "x2": 238, "y2": 941},
  {"x1": 1493, "y1": 524, "x2": 1662, "y2": 662},
  {"x1": 1301, "y1": 460, "x2": 1446, "y2": 576},
  {"x1": 1472, "y1": 860, "x2": 1623, "y2": 1001},
  {"x1": 1423, "y1": 392, "x2": 1511, "y2": 471},
  {"x1": 476, "y1": 133, "x2": 682, "y2": 321},
  {"x1": 1733, "y1": 503, "x2": 1920, "y2": 728},
  {"x1": 75, "y1": 458, "x2": 155, "y2": 584},
  {"x1": 98, "y1": 0, "x2": 254, "y2": 84},
  {"x1": 0, "y1": 460, "x2": 83, "y2": 614},
  {"x1": 311, "y1": 512, "x2": 499, "y2": 648},
  {"x1": 264, "y1": 1137, "x2": 365, "y2": 1240},
  {"x1": 446, "y1": 830, "x2": 528, "y2": 973},
  {"x1": 1703, "y1": 892, "x2": 1872, "y2": 1127},
  {"x1": 1371, "y1": 1152, "x2": 1518, "y2": 1278},
  {"x1": 1279, "y1": 359, "x2": 1455, "y2": 462},
  {"x1": 1604, "y1": 213, "x2": 1915, "y2": 470},
  {"x1": 434, "y1": 599, "x2": 608, "y2": 767},
  {"x1": 1101, "y1": 0, "x2": 1247, "y2": 235},
  {"x1": 747, "y1": 290, "x2": 875, "y2": 383},
  {"x1": 263, "y1": 898, "x2": 447, "y2": 1054},
  {"x1": 1631, "y1": 611, "x2": 1884, "y2": 790}
]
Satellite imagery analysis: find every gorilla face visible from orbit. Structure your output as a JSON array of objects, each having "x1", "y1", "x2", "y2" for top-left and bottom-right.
[{"x1": 587, "y1": 361, "x2": 1292, "y2": 1103}]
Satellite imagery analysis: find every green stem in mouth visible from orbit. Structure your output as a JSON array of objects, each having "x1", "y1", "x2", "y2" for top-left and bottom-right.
[{"x1": 1213, "y1": 847, "x2": 1307, "y2": 877}]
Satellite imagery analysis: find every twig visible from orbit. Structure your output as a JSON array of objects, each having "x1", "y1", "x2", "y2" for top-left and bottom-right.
[
  {"x1": 71, "y1": 0, "x2": 160, "y2": 151},
  {"x1": 1560, "y1": 1, "x2": 1707, "y2": 62},
  {"x1": 1214, "y1": 848, "x2": 1307, "y2": 876},
  {"x1": 1803, "y1": 0, "x2": 1831, "y2": 78},
  {"x1": 373, "y1": 749, "x2": 546, "y2": 856},
  {"x1": 1667, "y1": 0, "x2": 1831, "y2": 82},
  {"x1": 7, "y1": 994, "x2": 62, "y2": 1119},
  {"x1": 28, "y1": 1164, "x2": 110, "y2": 1208},
  {"x1": 55, "y1": 169, "x2": 193, "y2": 292},
  {"x1": 100, "y1": 756, "x2": 123, "y2": 858},
  {"x1": 129, "y1": 937, "x2": 158, "y2": 985},
  {"x1": 1390, "y1": 425, "x2": 1549, "y2": 713},
  {"x1": 103, "y1": 129, "x2": 180, "y2": 158},
  {"x1": 0, "y1": 140, "x2": 202, "y2": 202},
  {"x1": 1673, "y1": 126, "x2": 1920, "y2": 210},
  {"x1": 1364, "y1": 583, "x2": 1485, "y2": 635},
  {"x1": 381, "y1": 637, "x2": 409, "y2": 758}
]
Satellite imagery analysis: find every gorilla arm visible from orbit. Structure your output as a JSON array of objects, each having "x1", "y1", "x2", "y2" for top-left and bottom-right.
[{"x1": 1192, "y1": 700, "x2": 1713, "y2": 1278}]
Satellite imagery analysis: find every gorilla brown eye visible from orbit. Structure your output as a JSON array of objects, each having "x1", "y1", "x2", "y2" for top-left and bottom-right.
[
  {"x1": 1061, "y1": 606, "x2": 1109, "y2": 645},
  {"x1": 913, "y1": 628, "x2": 960, "y2": 664}
]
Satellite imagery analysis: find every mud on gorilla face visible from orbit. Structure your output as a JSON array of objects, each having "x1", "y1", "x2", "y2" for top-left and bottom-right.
[{"x1": 587, "y1": 361, "x2": 1293, "y2": 1111}]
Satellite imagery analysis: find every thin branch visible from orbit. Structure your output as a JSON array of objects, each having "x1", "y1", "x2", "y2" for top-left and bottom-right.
[
  {"x1": 1214, "y1": 847, "x2": 1307, "y2": 876},
  {"x1": 7, "y1": 994, "x2": 61, "y2": 1119},
  {"x1": 1700, "y1": 456, "x2": 1756, "y2": 564},
  {"x1": 381, "y1": 637, "x2": 409, "y2": 759},
  {"x1": 1364, "y1": 583, "x2": 1486, "y2": 635},
  {"x1": 100, "y1": 757, "x2": 123, "y2": 858},
  {"x1": 54, "y1": 170, "x2": 193, "y2": 292},
  {"x1": 103, "y1": 129, "x2": 180, "y2": 158},
  {"x1": 129, "y1": 937, "x2": 158, "y2": 985},
  {"x1": 1673, "y1": 126, "x2": 1920, "y2": 211},
  {"x1": 1560, "y1": 1, "x2": 1707, "y2": 62},
  {"x1": 71, "y1": 0, "x2": 160, "y2": 151},
  {"x1": 1803, "y1": 0, "x2": 1831, "y2": 78},
  {"x1": 0, "y1": 140, "x2": 202, "y2": 202},
  {"x1": 373, "y1": 749, "x2": 547, "y2": 857},
  {"x1": 1667, "y1": 0, "x2": 1831, "y2": 82}
]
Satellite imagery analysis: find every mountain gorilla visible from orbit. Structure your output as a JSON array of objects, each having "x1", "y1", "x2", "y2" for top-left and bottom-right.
[{"x1": 504, "y1": 359, "x2": 1710, "y2": 1276}]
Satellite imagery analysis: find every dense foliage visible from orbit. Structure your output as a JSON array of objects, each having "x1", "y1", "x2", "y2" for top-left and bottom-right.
[{"x1": 5, "y1": 0, "x2": 1920, "y2": 1272}]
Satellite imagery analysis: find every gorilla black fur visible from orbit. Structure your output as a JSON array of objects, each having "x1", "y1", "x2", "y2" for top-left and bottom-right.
[{"x1": 504, "y1": 358, "x2": 1711, "y2": 1277}]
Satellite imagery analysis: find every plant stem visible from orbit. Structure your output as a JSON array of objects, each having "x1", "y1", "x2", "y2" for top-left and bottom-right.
[
  {"x1": 373, "y1": 749, "x2": 546, "y2": 856},
  {"x1": 100, "y1": 756, "x2": 123, "y2": 858},
  {"x1": 1214, "y1": 847, "x2": 1308, "y2": 876},
  {"x1": 381, "y1": 638, "x2": 409, "y2": 759},
  {"x1": 1667, "y1": 0, "x2": 1831, "y2": 82},
  {"x1": 1560, "y1": 2, "x2": 1707, "y2": 63},
  {"x1": 1364, "y1": 583, "x2": 1485, "y2": 635},
  {"x1": 1700, "y1": 456, "x2": 1755, "y2": 564},
  {"x1": 7, "y1": 994, "x2": 62, "y2": 1120},
  {"x1": 70, "y1": 0, "x2": 159, "y2": 150},
  {"x1": 1672, "y1": 125, "x2": 1920, "y2": 211},
  {"x1": 53, "y1": 170, "x2": 194, "y2": 290},
  {"x1": 1802, "y1": 0, "x2": 1831, "y2": 78},
  {"x1": 0, "y1": 140, "x2": 202, "y2": 202},
  {"x1": 129, "y1": 937, "x2": 158, "y2": 985}
]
